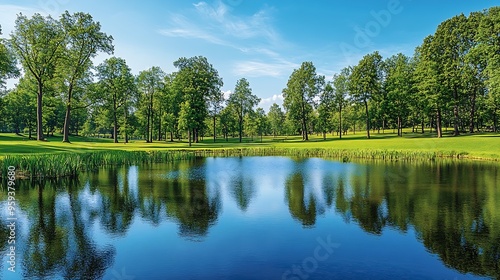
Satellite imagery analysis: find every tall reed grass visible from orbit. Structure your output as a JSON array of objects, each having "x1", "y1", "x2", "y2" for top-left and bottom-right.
[{"x1": 0, "y1": 148, "x2": 468, "y2": 179}]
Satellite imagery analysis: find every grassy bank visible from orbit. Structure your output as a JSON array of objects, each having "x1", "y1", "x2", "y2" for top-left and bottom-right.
[{"x1": 0, "y1": 131, "x2": 498, "y2": 178}]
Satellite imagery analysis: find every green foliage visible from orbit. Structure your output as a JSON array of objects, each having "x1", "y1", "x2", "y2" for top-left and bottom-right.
[
  {"x1": 96, "y1": 57, "x2": 136, "y2": 143},
  {"x1": 267, "y1": 103, "x2": 285, "y2": 137},
  {"x1": 349, "y1": 51, "x2": 383, "y2": 139},
  {"x1": 283, "y1": 61, "x2": 324, "y2": 141},
  {"x1": 9, "y1": 13, "x2": 66, "y2": 140},
  {"x1": 59, "y1": 11, "x2": 114, "y2": 142},
  {"x1": 0, "y1": 25, "x2": 19, "y2": 89},
  {"x1": 173, "y1": 56, "x2": 223, "y2": 146},
  {"x1": 136, "y1": 66, "x2": 165, "y2": 142},
  {"x1": 227, "y1": 78, "x2": 260, "y2": 143}
]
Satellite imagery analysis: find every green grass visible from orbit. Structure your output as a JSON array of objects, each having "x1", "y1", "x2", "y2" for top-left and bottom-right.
[
  {"x1": 1, "y1": 131, "x2": 499, "y2": 160},
  {"x1": 1, "y1": 130, "x2": 499, "y2": 178}
]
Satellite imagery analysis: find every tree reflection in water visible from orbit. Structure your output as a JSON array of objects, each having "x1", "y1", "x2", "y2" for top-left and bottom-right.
[{"x1": 1, "y1": 158, "x2": 499, "y2": 279}]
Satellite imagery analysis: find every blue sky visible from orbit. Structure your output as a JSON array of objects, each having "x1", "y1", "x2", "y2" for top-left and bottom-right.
[{"x1": 0, "y1": 0, "x2": 495, "y2": 110}]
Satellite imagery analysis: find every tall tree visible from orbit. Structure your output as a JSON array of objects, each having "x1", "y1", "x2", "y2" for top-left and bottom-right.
[
  {"x1": 267, "y1": 103, "x2": 285, "y2": 137},
  {"x1": 415, "y1": 37, "x2": 447, "y2": 138},
  {"x1": 59, "y1": 11, "x2": 114, "y2": 143},
  {"x1": 173, "y1": 56, "x2": 223, "y2": 146},
  {"x1": 348, "y1": 52, "x2": 383, "y2": 139},
  {"x1": 478, "y1": 7, "x2": 500, "y2": 132},
  {"x1": 9, "y1": 13, "x2": 65, "y2": 140},
  {"x1": 283, "y1": 61, "x2": 324, "y2": 141},
  {"x1": 162, "y1": 73, "x2": 181, "y2": 141},
  {"x1": 209, "y1": 90, "x2": 224, "y2": 142},
  {"x1": 254, "y1": 107, "x2": 268, "y2": 142},
  {"x1": 332, "y1": 67, "x2": 350, "y2": 139},
  {"x1": 384, "y1": 53, "x2": 415, "y2": 137},
  {"x1": 137, "y1": 66, "x2": 165, "y2": 143},
  {"x1": 433, "y1": 14, "x2": 470, "y2": 136},
  {"x1": 317, "y1": 82, "x2": 334, "y2": 140},
  {"x1": 227, "y1": 78, "x2": 260, "y2": 143},
  {"x1": 96, "y1": 57, "x2": 135, "y2": 143}
]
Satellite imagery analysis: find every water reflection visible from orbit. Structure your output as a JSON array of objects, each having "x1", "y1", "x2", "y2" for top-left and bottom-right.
[
  {"x1": 0, "y1": 157, "x2": 498, "y2": 279},
  {"x1": 1, "y1": 179, "x2": 115, "y2": 280}
]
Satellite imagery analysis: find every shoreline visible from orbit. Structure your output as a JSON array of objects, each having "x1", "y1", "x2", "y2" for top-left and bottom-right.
[{"x1": 1, "y1": 147, "x2": 498, "y2": 180}]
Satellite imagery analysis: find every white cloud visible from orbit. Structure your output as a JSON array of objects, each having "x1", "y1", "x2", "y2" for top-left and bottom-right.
[
  {"x1": 222, "y1": 90, "x2": 232, "y2": 100},
  {"x1": 234, "y1": 60, "x2": 298, "y2": 78},
  {"x1": 258, "y1": 93, "x2": 283, "y2": 109},
  {"x1": 158, "y1": 1, "x2": 281, "y2": 48},
  {"x1": 157, "y1": 1, "x2": 303, "y2": 79}
]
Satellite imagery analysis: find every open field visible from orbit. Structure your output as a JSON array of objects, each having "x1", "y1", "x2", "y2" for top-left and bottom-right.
[{"x1": 1, "y1": 130, "x2": 500, "y2": 161}]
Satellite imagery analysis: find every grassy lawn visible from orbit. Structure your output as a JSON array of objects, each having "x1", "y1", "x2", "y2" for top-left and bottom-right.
[{"x1": 1, "y1": 130, "x2": 499, "y2": 160}]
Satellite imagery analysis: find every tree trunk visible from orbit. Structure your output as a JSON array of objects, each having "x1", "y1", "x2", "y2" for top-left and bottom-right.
[
  {"x1": 113, "y1": 97, "x2": 118, "y2": 143},
  {"x1": 36, "y1": 82, "x2": 44, "y2": 141},
  {"x1": 364, "y1": 99, "x2": 370, "y2": 139},
  {"x1": 493, "y1": 110, "x2": 498, "y2": 133},
  {"x1": 158, "y1": 115, "x2": 162, "y2": 141},
  {"x1": 397, "y1": 116, "x2": 402, "y2": 137},
  {"x1": 469, "y1": 89, "x2": 477, "y2": 133},
  {"x1": 453, "y1": 103, "x2": 460, "y2": 136},
  {"x1": 62, "y1": 105, "x2": 71, "y2": 141},
  {"x1": 62, "y1": 84, "x2": 73, "y2": 143},
  {"x1": 453, "y1": 87, "x2": 460, "y2": 136},
  {"x1": 124, "y1": 105, "x2": 128, "y2": 144},
  {"x1": 146, "y1": 105, "x2": 151, "y2": 143},
  {"x1": 150, "y1": 111, "x2": 154, "y2": 143},
  {"x1": 323, "y1": 132, "x2": 326, "y2": 140},
  {"x1": 302, "y1": 115, "x2": 309, "y2": 141},
  {"x1": 188, "y1": 129, "x2": 191, "y2": 147},
  {"x1": 421, "y1": 118, "x2": 425, "y2": 134},
  {"x1": 239, "y1": 116, "x2": 243, "y2": 143},
  {"x1": 339, "y1": 107, "x2": 342, "y2": 139},
  {"x1": 436, "y1": 108, "x2": 443, "y2": 138},
  {"x1": 213, "y1": 116, "x2": 216, "y2": 143},
  {"x1": 170, "y1": 131, "x2": 174, "y2": 142}
]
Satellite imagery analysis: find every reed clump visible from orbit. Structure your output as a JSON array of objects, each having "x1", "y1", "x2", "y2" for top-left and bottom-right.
[{"x1": 0, "y1": 148, "x2": 468, "y2": 179}]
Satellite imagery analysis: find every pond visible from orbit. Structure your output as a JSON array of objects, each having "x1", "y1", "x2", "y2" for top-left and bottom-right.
[{"x1": 1, "y1": 156, "x2": 500, "y2": 279}]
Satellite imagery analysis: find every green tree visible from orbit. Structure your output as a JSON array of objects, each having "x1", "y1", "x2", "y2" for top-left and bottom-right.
[
  {"x1": 433, "y1": 14, "x2": 470, "y2": 136},
  {"x1": 209, "y1": 89, "x2": 224, "y2": 142},
  {"x1": 478, "y1": 7, "x2": 500, "y2": 132},
  {"x1": 332, "y1": 67, "x2": 350, "y2": 138},
  {"x1": 227, "y1": 78, "x2": 260, "y2": 143},
  {"x1": 137, "y1": 66, "x2": 165, "y2": 142},
  {"x1": 59, "y1": 11, "x2": 114, "y2": 143},
  {"x1": 317, "y1": 82, "x2": 334, "y2": 140},
  {"x1": 254, "y1": 107, "x2": 268, "y2": 142},
  {"x1": 9, "y1": 13, "x2": 65, "y2": 140},
  {"x1": 96, "y1": 57, "x2": 135, "y2": 143},
  {"x1": 348, "y1": 52, "x2": 383, "y2": 139},
  {"x1": 173, "y1": 56, "x2": 223, "y2": 146},
  {"x1": 267, "y1": 103, "x2": 285, "y2": 137},
  {"x1": 0, "y1": 25, "x2": 19, "y2": 89},
  {"x1": 415, "y1": 36, "x2": 447, "y2": 137},
  {"x1": 283, "y1": 61, "x2": 324, "y2": 141},
  {"x1": 219, "y1": 105, "x2": 237, "y2": 141},
  {"x1": 383, "y1": 53, "x2": 415, "y2": 136},
  {"x1": 2, "y1": 86, "x2": 36, "y2": 136}
]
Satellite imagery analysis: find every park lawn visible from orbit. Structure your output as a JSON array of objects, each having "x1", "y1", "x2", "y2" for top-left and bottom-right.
[{"x1": 0, "y1": 131, "x2": 499, "y2": 160}]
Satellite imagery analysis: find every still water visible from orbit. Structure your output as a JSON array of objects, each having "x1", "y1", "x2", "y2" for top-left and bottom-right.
[{"x1": 1, "y1": 157, "x2": 500, "y2": 279}]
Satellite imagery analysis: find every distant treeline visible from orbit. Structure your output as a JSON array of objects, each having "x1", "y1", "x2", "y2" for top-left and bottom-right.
[{"x1": 0, "y1": 7, "x2": 499, "y2": 144}]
